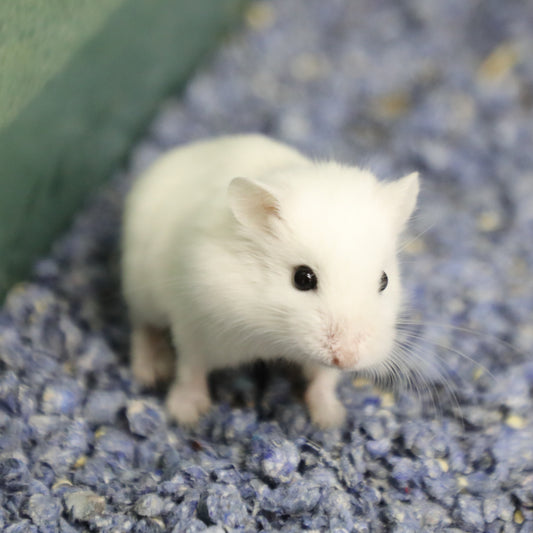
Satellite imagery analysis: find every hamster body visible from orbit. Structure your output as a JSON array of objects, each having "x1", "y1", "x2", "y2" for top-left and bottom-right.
[{"x1": 122, "y1": 134, "x2": 419, "y2": 427}]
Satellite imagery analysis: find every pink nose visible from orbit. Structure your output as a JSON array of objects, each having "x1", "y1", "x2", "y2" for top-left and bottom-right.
[{"x1": 331, "y1": 349, "x2": 358, "y2": 369}]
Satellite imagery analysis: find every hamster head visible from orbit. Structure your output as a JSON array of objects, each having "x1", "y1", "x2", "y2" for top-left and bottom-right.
[{"x1": 227, "y1": 163, "x2": 419, "y2": 372}]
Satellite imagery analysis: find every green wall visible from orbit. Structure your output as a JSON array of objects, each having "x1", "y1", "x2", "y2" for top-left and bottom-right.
[{"x1": 0, "y1": 0, "x2": 247, "y2": 299}]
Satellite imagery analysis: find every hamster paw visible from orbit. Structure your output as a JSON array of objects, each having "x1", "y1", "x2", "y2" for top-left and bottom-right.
[
  {"x1": 132, "y1": 352, "x2": 174, "y2": 388},
  {"x1": 165, "y1": 382, "x2": 212, "y2": 425},
  {"x1": 131, "y1": 326, "x2": 175, "y2": 387},
  {"x1": 305, "y1": 384, "x2": 346, "y2": 429}
]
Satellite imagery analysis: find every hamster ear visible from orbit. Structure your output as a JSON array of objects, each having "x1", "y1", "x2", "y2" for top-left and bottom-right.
[
  {"x1": 386, "y1": 172, "x2": 420, "y2": 230},
  {"x1": 228, "y1": 177, "x2": 282, "y2": 232}
]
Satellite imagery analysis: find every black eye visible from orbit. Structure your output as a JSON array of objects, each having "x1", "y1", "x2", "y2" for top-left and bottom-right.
[
  {"x1": 379, "y1": 271, "x2": 388, "y2": 292},
  {"x1": 293, "y1": 265, "x2": 318, "y2": 291}
]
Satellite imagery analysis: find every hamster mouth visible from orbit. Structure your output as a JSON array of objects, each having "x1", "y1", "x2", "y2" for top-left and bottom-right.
[
  {"x1": 328, "y1": 352, "x2": 357, "y2": 370},
  {"x1": 314, "y1": 351, "x2": 356, "y2": 371},
  {"x1": 321, "y1": 323, "x2": 363, "y2": 370}
]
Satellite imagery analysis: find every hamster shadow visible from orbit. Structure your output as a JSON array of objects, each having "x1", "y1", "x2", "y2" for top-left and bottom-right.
[{"x1": 209, "y1": 359, "x2": 307, "y2": 420}]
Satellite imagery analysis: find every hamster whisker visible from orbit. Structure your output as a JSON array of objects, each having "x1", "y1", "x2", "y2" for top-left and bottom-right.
[
  {"x1": 364, "y1": 318, "x2": 464, "y2": 417},
  {"x1": 396, "y1": 318, "x2": 523, "y2": 359},
  {"x1": 390, "y1": 346, "x2": 437, "y2": 400},
  {"x1": 424, "y1": 338, "x2": 492, "y2": 384},
  {"x1": 391, "y1": 338, "x2": 463, "y2": 421},
  {"x1": 397, "y1": 221, "x2": 436, "y2": 253}
]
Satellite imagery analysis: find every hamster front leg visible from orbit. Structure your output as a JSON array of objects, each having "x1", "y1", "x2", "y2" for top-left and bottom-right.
[
  {"x1": 131, "y1": 325, "x2": 175, "y2": 387},
  {"x1": 164, "y1": 324, "x2": 211, "y2": 425},
  {"x1": 303, "y1": 364, "x2": 346, "y2": 428}
]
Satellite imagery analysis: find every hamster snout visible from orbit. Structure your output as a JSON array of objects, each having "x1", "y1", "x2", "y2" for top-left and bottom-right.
[
  {"x1": 330, "y1": 351, "x2": 356, "y2": 369},
  {"x1": 323, "y1": 324, "x2": 369, "y2": 369}
]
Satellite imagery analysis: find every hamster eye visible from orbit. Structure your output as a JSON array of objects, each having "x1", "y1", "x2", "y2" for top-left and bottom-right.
[
  {"x1": 293, "y1": 265, "x2": 317, "y2": 291},
  {"x1": 379, "y1": 271, "x2": 388, "y2": 292}
]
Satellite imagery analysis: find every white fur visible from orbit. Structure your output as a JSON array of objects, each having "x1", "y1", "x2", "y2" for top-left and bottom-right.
[{"x1": 121, "y1": 134, "x2": 419, "y2": 427}]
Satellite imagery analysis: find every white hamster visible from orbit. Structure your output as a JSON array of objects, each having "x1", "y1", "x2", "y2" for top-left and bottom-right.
[{"x1": 121, "y1": 134, "x2": 419, "y2": 428}]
